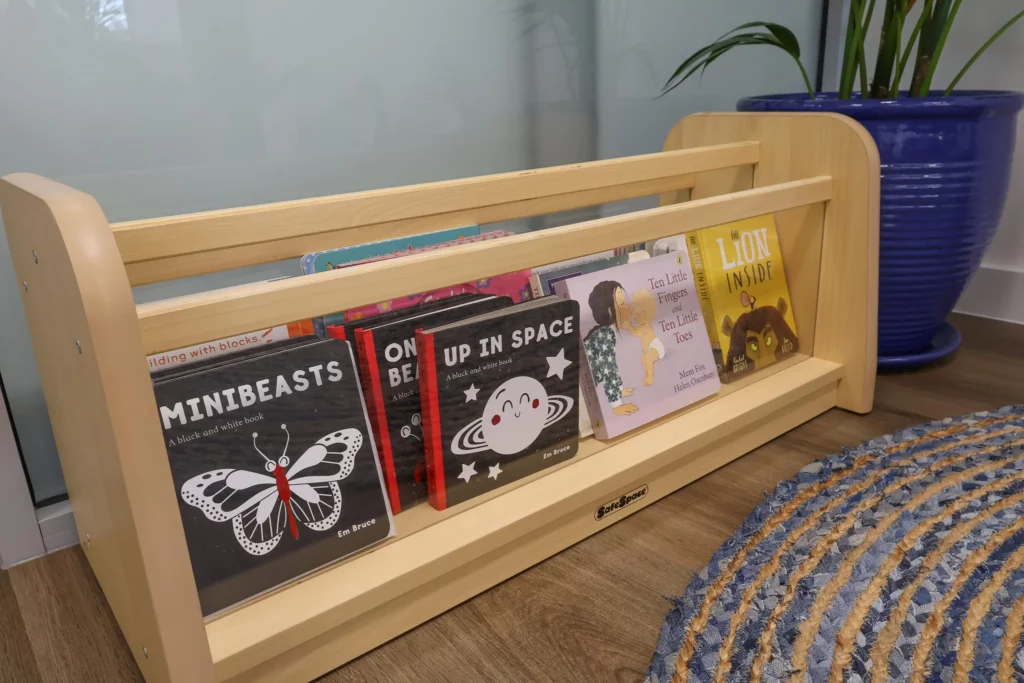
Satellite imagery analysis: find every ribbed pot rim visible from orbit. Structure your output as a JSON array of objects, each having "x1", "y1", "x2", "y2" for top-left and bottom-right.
[{"x1": 738, "y1": 90, "x2": 1024, "y2": 119}]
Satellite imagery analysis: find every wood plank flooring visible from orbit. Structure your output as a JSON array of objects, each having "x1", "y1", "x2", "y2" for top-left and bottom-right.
[{"x1": 2, "y1": 313, "x2": 1020, "y2": 683}]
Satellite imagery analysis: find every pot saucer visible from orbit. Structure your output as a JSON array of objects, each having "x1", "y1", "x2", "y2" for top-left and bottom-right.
[{"x1": 877, "y1": 322, "x2": 962, "y2": 369}]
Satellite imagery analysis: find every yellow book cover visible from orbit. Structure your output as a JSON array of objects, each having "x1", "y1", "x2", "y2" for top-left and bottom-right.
[{"x1": 686, "y1": 215, "x2": 799, "y2": 382}]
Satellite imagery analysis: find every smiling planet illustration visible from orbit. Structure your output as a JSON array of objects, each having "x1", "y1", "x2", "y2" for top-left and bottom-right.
[{"x1": 451, "y1": 376, "x2": 574, "y2": 456}]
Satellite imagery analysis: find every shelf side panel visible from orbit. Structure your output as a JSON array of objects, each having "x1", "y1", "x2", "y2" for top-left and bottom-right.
[
  {"x1": 669, "y1": 113, "x2": 880, "y2": 413},
  {"x1": 0, "y1": 174, "x2": 215, "y2": 683}
]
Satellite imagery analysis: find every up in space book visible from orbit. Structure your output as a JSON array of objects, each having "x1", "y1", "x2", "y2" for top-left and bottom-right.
[{"x1": 416, "y1": 298, "x2": 580, "y2": 510}]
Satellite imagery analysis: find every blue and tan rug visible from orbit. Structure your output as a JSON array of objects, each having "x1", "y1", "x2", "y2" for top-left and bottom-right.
[{"x1": 647, "y1": 406, "x2": 1024, "y2": 683}]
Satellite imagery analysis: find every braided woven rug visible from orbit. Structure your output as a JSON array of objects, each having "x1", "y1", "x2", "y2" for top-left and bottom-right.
[{"x1": 646, "y1": 406, "x2": 1024, "y2": 683}]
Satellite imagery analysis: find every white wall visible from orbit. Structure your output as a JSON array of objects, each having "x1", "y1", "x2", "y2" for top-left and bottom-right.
[
  {"x1": 939, "y1": 12, "x2": 1024, "y2": 323},
  {"x1": 0, "y1": 0, "x2": 822, "y2": 502}
]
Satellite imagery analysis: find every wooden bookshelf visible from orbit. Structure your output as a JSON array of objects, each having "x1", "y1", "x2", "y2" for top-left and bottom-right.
[{"x1": 0, "y1": 112, "x2": 878, "y2": 683}]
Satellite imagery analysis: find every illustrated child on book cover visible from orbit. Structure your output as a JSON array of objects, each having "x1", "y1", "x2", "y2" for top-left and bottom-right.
[
  {"x1": 559, "y1": 252, "x2": 720, "y2": 440},
  {"x1": 622, "y1": 288, "x2": 664, "y2": 387},
  {"x1": 583, "y1": 281, "x2": 639, "y2": 416}
]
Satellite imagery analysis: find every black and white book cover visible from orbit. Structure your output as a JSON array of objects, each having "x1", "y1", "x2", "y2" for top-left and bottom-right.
[
  {"x1": 153, "y1": 339, "x2": 394, "y2": 616},
  {"x1": 417, "y1": 298, "x2": 581, "y2": 510},
  {"x1": 338, "y1": 293, "x2": 482, "y2": 362},
  {"x1": 357, "y1": 296, "x2": 512, "y2": 512}
]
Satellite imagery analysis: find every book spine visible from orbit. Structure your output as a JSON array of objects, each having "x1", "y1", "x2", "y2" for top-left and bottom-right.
[
  {"x1": 551, "y1": 281, "x2": 609, "y2": 440},
  {"x1": 577, "y1": 354, "x2": 611, "y2": 440},
  {"x1": 687, "y1": 231, "x2": 724, "y2": 377},
  {"x1": 357, "y1": 330, "x2": 402, "y2": 513},
  {"x1": 416, "y1": 330, "x2": 448, "y2": 510},
  {"x1": 529, "y1": 272, "x2": 544, "y2": 299}
]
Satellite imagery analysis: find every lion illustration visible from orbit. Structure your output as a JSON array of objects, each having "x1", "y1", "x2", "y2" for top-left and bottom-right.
[{"x1": 721, "y1": 297, "x2": 799, "y2": 375}]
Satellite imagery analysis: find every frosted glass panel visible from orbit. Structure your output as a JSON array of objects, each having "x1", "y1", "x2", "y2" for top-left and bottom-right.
[{"x1": 0, "y1": 0, "x2": 821, "y2": 502}]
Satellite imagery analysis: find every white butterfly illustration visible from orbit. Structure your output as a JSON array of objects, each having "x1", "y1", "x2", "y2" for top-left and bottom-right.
[{"x1": 180, "y1": 424, "x2": 361, "y2": 556}]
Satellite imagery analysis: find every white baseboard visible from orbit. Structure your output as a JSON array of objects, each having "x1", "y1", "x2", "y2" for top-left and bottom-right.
[
  {"x1": 954, "y1": 264, "x2": 1024, "y2": 324},
  {"x1": 36, "y1": 500, "x2": 79, "y2": 553}
]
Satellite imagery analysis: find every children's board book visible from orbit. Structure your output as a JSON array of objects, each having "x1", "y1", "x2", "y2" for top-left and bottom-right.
[
  {"x1": 299, "y1": 225, "x2": 481, "y2": 275},
  {"x1": 685, "y1": 215, "x2": 799, "y2": 382},
  {"x1": 152, "y1": 338, "x2": 394, "y2": 616},
  {"x1": 356, "y1": 296, "x2": 513, "y2": 512},
  {"x1": 147, "y1": 320, "x2": 314, "y2": 374},
  {"x1": 553, "y1": 252, "x2": 720, "y2": 440},
  {"x1": 325, "y1": 293, "x2": 482, "y2": 362},
  {"x1": 341, "y1": 270, "x2": 532, "y2": 325},
  {"x1": 530, "y1": 251, "x2": 615, "y2": 278},
  {"x1": 529, "y1": 254, "x2": 630, "y2": 298},
  {"x1": 416, "y1": 298, "x2": 580, "y2": 510}
]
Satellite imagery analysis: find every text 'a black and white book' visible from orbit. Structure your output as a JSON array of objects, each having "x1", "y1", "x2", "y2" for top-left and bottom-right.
[
  {"x1": 152, "y1": 337, "x2": 394, "y2": 616},
  {"x1": 417, "y1": 297, "x2": 581, "y2": 510}
]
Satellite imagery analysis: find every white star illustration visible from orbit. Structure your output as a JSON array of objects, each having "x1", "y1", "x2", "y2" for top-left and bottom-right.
[
  {"x1": 457, "y1": 462, "x2": 477, "y2": 483},
  {"x1": 488, "y1": 463, "x2": 503, "y2": 480},
  {"x1": 464, "y1": 384, "x2": 480, "y2": 402},
  {"x1": 546, "y1": 347, "x2": 573, "y2": 379}
]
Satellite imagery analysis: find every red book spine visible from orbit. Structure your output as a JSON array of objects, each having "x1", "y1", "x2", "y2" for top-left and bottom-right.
[
  {"x1": 326, "y1": 325, "x2": 346, "y2": 340},
  {"x1": 416, "y1": 330, "x2": 447, "y2": 510},
  {"x1": 356, "y1": 329, "x2": 402, "y2": 513}
]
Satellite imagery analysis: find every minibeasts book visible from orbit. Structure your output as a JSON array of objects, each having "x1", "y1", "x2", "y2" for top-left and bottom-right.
[
  {"x1": 416, "y1": 298, "x2": 580, "y2": 510},
  {"x1": 553, "y1": 253, "x2": 720, "y2": 440},
  {"x1": 153, "y1": 339, "x2": 394, "y2": 616},
  {"x1": 686, "y1": 215, "x2": 799, "y2": 382}
]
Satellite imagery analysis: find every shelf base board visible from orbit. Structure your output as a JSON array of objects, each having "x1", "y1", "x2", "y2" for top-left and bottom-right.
[{"x1": 212, "y1": 359, "x2": 841, "y2": 682}]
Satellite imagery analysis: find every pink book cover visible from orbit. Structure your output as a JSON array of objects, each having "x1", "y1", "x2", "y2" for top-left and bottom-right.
[
  {"x1": 553, "y1": 252, "x2": 720, "y2": 439},
  {"x1": 342, "y1": 232, "x2": 533, "y2": 322}
]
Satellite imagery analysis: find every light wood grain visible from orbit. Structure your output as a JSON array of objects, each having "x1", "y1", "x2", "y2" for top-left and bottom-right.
[
  {"x1": 0, "y1": 174, "x2": 214, "y2": 683},
  {"x1": 135, "y1": 177, "x2": 832, "y2": 355},
  {"x1": 668, "y1": 113, "x2": 880, "y2": 413},
  {"x1": 207, "y1": 356, "x2": 842, "y2": 680},
  {"x1": 123, "y1": 174, "x2": 696, "y2": 286},
  {"x1": 113, "y1": 142, "x2": 759, "y2": 282}
]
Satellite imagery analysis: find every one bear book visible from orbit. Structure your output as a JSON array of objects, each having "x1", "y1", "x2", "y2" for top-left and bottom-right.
[
  {"x1": 686, "y1": 215, "x2": 799, "y2": 382},
  {"x1": 153, "y1": 339, "x2": 394, "y2": 616},
  {"x1": 416, "y1": 298, "x2": 580, "y2": 510},
  {"x1": 553, "y1": 252, "x2": 720, "y2": 440},
  {"x1": 355, "y1": 295, "x2": 512, "y2": 512}
]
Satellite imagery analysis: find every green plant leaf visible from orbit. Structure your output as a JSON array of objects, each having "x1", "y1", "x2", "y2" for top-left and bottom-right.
[
  {"x1": 763, "y1": 23, "x2": 802, "y2": 58},
  {"x1": 660, "y1": 29, "x2": 812, "y2": 98},
  {"x1": 945, "y1": 8, "x2": 1024, "y2": 94}
]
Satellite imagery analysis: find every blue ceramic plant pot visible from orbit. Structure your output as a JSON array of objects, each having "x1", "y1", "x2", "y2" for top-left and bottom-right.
[{"x1": 738, "y1": 91, "x2": 1024, "y2": 367}]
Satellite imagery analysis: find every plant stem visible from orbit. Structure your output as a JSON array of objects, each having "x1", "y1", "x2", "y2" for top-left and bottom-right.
[
  {"x1": 871, "y1": 0, "x2": 901, "y2": 97},
  {"x1": 945, "y1": 8, "x2": 1024, "y2": 95},
  {"x1": 840, "y1": 0, "x2": 866, "y2": 98},
  {"x1": 859, "y1": 0, "x2": 878, "y2": 96},
  {"x1": 895, "y1": 0, "x2": 932, "y2": 94},
  {"x1": 917, "y1": 0, "x2": 962, "y2": 95},
  {"x1": 795, "y1": 57, "x2": 815, "y2": 98}
]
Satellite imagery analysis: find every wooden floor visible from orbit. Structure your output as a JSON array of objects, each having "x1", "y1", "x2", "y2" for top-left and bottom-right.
[{"x1": 2, "y1": 313, "x2": 1021, "y2": 683}]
